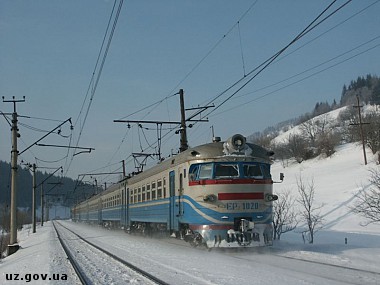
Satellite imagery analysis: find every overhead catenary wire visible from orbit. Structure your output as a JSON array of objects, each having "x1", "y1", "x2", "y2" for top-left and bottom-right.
[
  {"x1": 197, "y1": 0, "x2": 351, "y2": 121},
  {"x1": 130, "y1": 0, "x2": 354, "y2": 163},
  {"x1": 75, "y1": 0, "x2": 363, "y2": 185},
  {"x1": 98, "y1": 0, "x2": 260, "y2": 180},
  {"x1": 212, "y1": 40, "x2": 380, "y2": 117},
  {"x1": 117, "y1": 0, "x2": 259, "y2": 122},
  {"x1": 65, "y1": 0, "x2": 124, "y2": 176}
]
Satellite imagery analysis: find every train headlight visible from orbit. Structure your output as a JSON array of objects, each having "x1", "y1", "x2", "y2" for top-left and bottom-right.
[
  {"x1": 203, "y1": 194, "x2": 217, "y2": 202},
  {"x1": 265, "y1": 194, "x2": 278, "y2": 202},
  {"x1": 227, "y1": 134, "x2": 246, "y2": 151}
]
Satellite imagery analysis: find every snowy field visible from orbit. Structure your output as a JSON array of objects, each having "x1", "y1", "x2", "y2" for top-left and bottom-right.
[{"x1": 1, "y1": 139, "x2": 380, "y2": 284}]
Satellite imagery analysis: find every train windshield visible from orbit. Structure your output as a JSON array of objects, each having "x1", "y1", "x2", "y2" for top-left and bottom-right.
[
  {"x1": 189, "y1": 162, "x2": 271, "y2": 180},
  {"x1": 215, "y1": 164, "x2": 239, "y2": 178}
]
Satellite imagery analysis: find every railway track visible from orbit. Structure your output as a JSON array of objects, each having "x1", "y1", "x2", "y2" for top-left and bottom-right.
[{"x1": 53, "y1": 221, "x2": 169, "y2": 285}]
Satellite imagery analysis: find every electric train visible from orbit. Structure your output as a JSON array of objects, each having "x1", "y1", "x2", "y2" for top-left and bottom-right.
[{"x1": 72, "y1": 134, "x2": 280, "y2": 248}]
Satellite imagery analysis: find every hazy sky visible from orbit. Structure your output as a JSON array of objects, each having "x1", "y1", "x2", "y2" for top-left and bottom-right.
[{"x1": 1, "y1": 0, "x2": 380, "y2": 186}]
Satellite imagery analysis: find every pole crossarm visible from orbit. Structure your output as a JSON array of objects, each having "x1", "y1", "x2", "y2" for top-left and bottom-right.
[
  {"x1": 36, "y1": 166, "x2": 63, "y2": 188},
  {"x1": 19, "y1": 118, "x2": 72, "y2": 155},
  {"x1": 114, "y1": 119, "x2": 181, "y2": 124},
  {"x1": 35, "y1": 143, "x2": 95, "y2": 156},
  {"x1": 78, "y1": 172, "x2": 123, "y2": 178}
]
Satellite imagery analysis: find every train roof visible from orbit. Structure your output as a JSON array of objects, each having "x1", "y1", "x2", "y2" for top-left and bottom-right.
[{"x1": 127, "y1": 134, "x2": 273, "y2": 184}]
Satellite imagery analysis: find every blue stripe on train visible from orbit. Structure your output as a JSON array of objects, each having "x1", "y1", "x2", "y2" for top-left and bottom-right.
[{"x1": 81, "y1": 195, "x2": 272, "y2": 225}]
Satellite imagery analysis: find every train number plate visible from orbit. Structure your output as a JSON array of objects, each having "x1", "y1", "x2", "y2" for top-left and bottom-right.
[{"x1": 226, "y1": 202, "x2": 259, "y2": 211}]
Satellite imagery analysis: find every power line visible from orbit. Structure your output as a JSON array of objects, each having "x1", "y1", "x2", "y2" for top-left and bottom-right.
[
  {"x1": 117, "y1": 0, "x2": 259, "y2": 123},
  {"x1": 65, "y1": 0, "x2": 124, "y2": 176},
  {"x1": 198, "y1": 0, "x2": 351, "y2": 121},
  {"x1": 213, "y1": 35, "x2": 380, "y2": 116}
]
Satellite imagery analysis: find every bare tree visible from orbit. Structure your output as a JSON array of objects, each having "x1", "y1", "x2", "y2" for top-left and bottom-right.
[
  {"x1": 287, "y1": 134, "x2": 310, "y2": 163},
  {"x1": 272, "y1": 190, "x2": 298, "y2": 240},
  {"x1": 300, "y1": 115, "x2": 329, "y2": 147},
  {"x1": 363, "y1": 111, "x2": 380, "y2": 155},
  {"x1": 316, "y1": 131, "x2": 341, "y2": 157},
  {"x1": 351, "y1": 168, "x2": 380, "y2": 225},
  {"x1": 296, "y1": 176, "x2": 323, "y2": 244}
]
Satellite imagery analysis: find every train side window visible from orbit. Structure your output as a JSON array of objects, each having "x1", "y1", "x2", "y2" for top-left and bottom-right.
[
  {"x1": 147, "y1": 184, "x2": 151, "y2": 200},
  {"x1": 142, "y1": 185, "x2": 146, "y2": 202},
  {"x1": 163, "y1": 177, "x2": 166, "y2": 198},
  {"x1": 243, "y1": 164, "x2": 263, "y2": 178},
  {"x1": 157, "y1": 180, "x2": 162, "y2": 199},
  {"x1": 198, "y1": 163, "x2": 213, "y2": 180},
  {"x1": 215, "y1": 164, "x2": 239, "y2": 178},
  {"x1": 152, "y1": 182, "x2": 156, "y2": 200}
]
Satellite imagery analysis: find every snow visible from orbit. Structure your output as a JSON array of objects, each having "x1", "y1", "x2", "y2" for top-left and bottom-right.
[{"x1": 1, "y1": 139, "x2": 380, "y2": 284}]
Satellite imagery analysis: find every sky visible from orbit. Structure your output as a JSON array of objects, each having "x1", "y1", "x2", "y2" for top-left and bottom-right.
[{"x1": 1, "y1": 0, "x2": 380, "y2": 186}]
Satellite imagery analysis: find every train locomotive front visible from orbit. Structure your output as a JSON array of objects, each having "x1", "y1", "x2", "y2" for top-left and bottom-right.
[{"x1": 179, "y1": 134, "x2": 278, "y2": 248}]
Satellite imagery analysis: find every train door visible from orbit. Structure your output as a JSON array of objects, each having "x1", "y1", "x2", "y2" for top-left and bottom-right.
[
  {"x1": 169, "y1": 170, "x2": 179, "y2": 231},
  {"x1": 121, "y1": 186, "x2": 129, "y2": 228},
  {"x1": 126, "y1": 187, "x2": 130, "y2": 228}
]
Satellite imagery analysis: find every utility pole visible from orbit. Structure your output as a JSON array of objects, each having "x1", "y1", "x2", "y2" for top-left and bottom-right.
[
  {"x1": 2, "y1": 96, "x2": 25, "y2": 255},
  {"x1": 32, "y1": 164, "x2": 37, "y2": 233},
  {"x1": 179, "y1": 89, "x2": 188, "y2": 152},
  {"x1": 41, "y1": 183, "x2": 44, "y2": 226},
  {"x1": 351, "y1": 96, "x2": 369, "y2": 165},
  {"x1": 114, "y1": 88, "x2": 212, "y2": 158},
  {"x1": 122, "y1": 160, "x2": 126, "y2": 178}
]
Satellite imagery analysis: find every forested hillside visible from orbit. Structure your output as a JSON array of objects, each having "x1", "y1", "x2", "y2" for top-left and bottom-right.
[
  {"x1": 0, "y1": 160, "x2": 93, "y2": 208},
  {"x1": 248, "y1": 74, "x2": 380, "y2": 156}
]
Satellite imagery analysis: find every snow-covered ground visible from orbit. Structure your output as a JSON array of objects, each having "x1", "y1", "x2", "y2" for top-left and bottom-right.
[{"x1": 1, "y1": 136, "x2": 380, "y2": 284}]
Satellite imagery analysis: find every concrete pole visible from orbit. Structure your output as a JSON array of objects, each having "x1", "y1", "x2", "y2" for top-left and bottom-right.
[
  {"x1": 32, "y1": 164, "x2": 36, "y2": 233},
  {"x1": 8, "y1": 111, "x2": 19, "y2": 254},
  {"x1": 179, "y1": 89, "x2": 188, "y2": 152},
  {"x1": 41, "y1": 183, "x2": 44, "y2": 226}
]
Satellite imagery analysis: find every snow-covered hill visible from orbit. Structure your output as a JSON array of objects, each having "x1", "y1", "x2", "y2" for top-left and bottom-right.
[{"x1": 271, "y1": 105, "x2": 380, "y2": 237}]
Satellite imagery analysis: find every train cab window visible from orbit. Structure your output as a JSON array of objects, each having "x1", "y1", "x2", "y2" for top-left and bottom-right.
[
  {"x1": 243, "y1": 164, "x2": 263, "y2": 178},
  {"x1": 189, "y1": 164, "x2": 199, "y2": 181},
  {"x1": 215, "y1": 164, "x2": 239, "y2": 178},
  {"x1": 198, "y1": 163, "x2": 213, "y2": 180},
  {"x1": 261, "y1": 164, "x2": 271, "y2": 179}
]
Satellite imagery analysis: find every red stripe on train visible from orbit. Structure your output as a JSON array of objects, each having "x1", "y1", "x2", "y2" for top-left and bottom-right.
[
  {"x1": 189, "y1": 179, "x2": 272, "y2": 186},
  {"x1": 218, "y1": 192, "x2": 264, "y2": 200}
]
